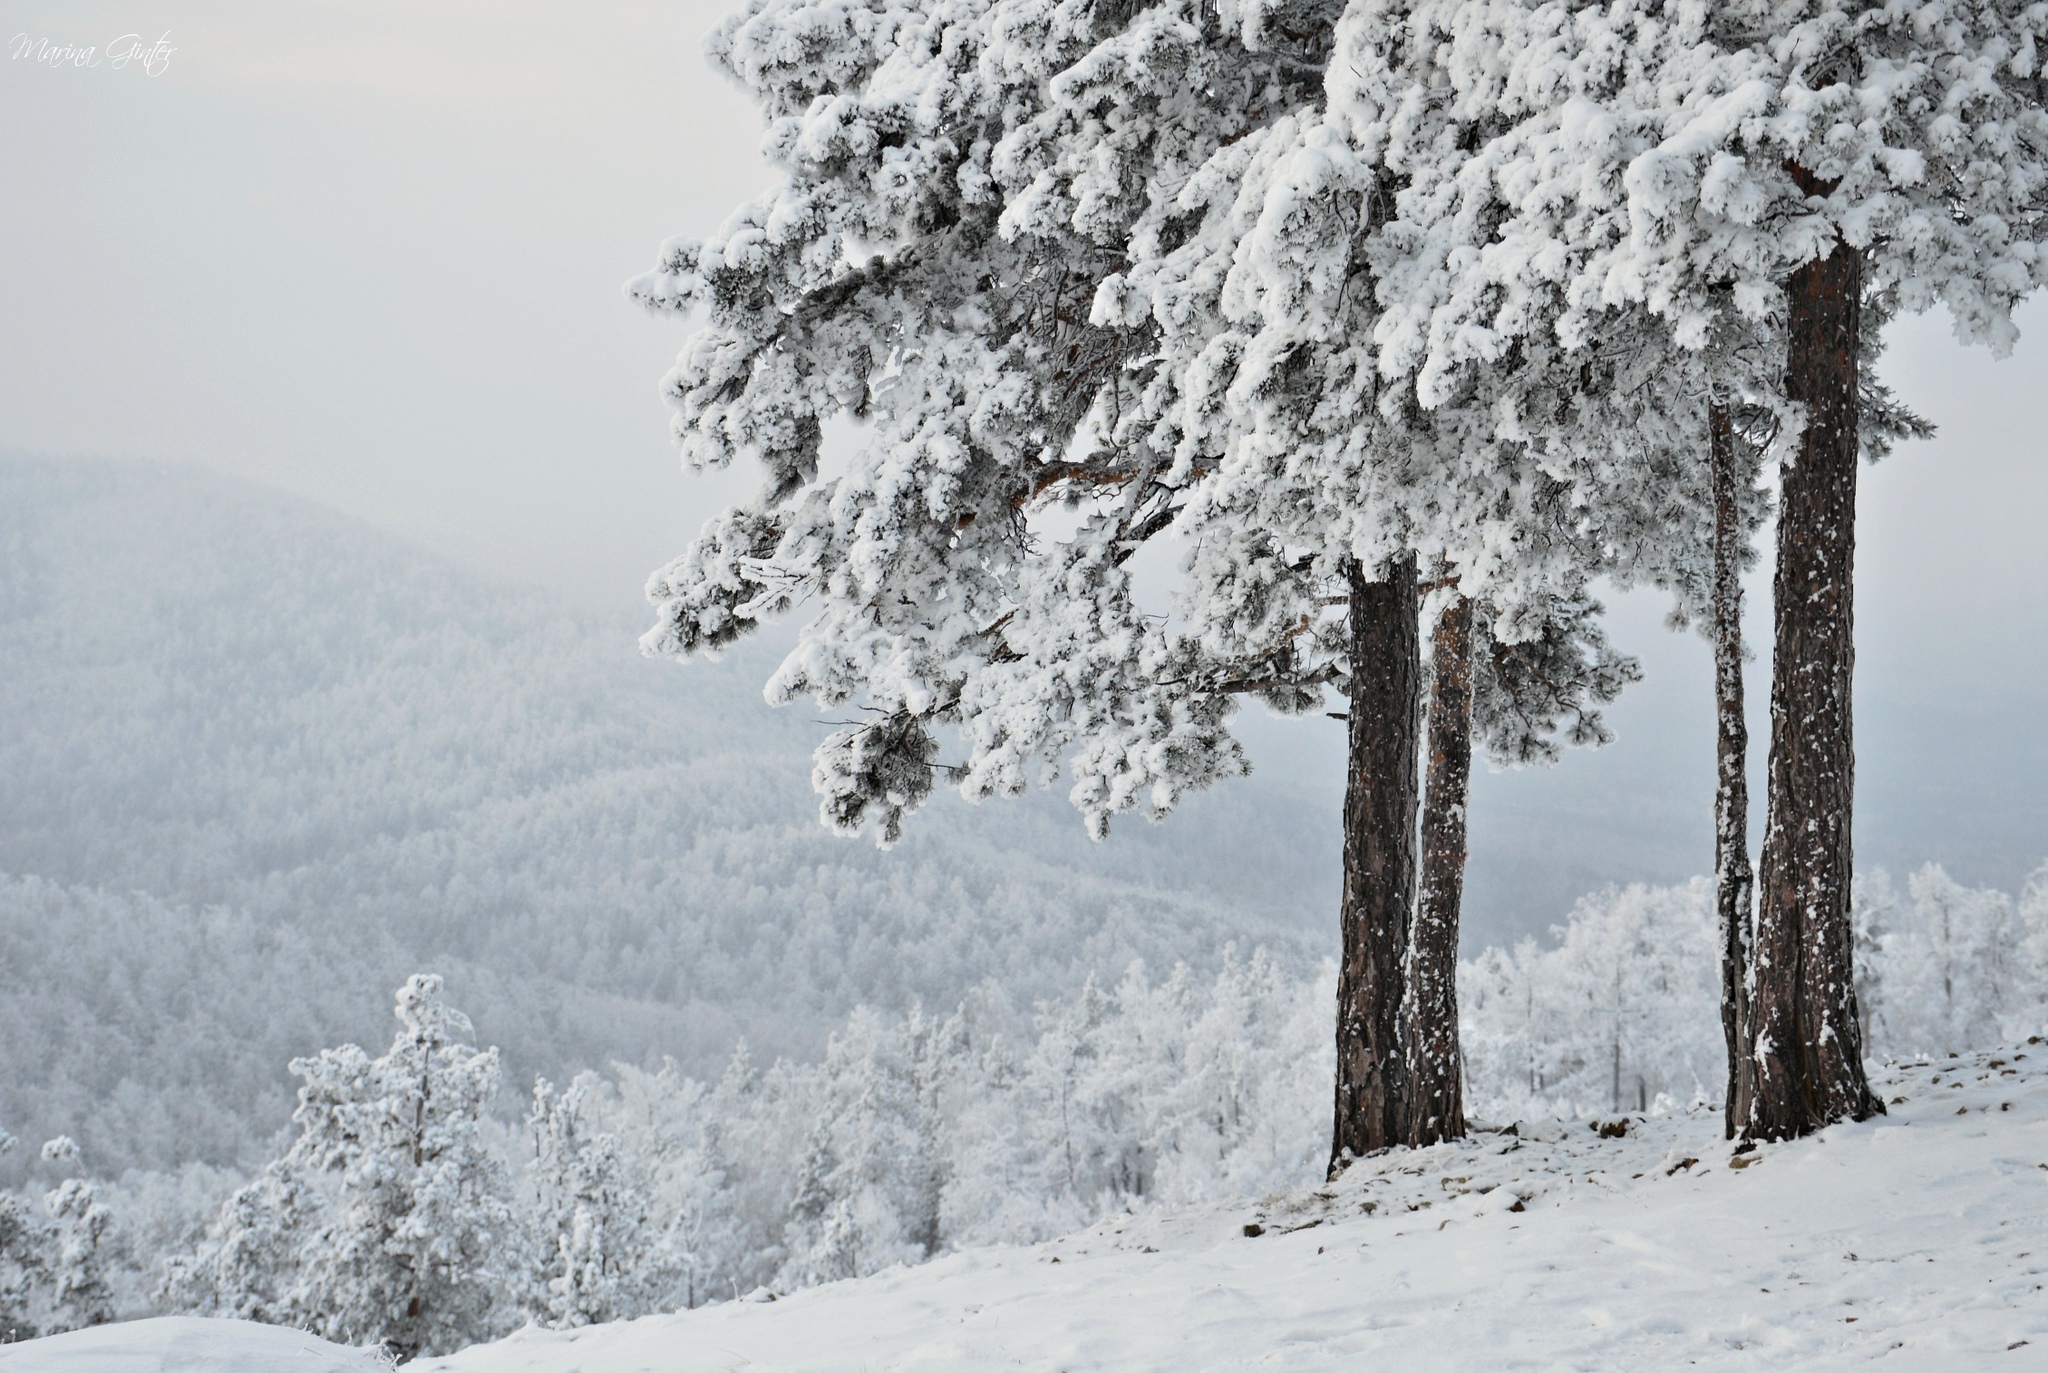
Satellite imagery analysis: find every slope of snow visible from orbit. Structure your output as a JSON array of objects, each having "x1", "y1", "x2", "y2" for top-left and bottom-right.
[
  {"x1": 0, "y1": 1316, "x2": 385, "y2": 1371},
  {"x1": 423, "y1": 1048, "x2": 2048, "y2": 1370}
]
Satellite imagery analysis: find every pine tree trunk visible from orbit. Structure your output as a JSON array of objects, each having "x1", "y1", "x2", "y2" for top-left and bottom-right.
[
  {"x1": 1747, "y1": 221, "x2": 1884, "y2": 1140},
  {"x1": 1404, "y1": 592, "x2": 1472, "y2": 1147},
  {"x1": 1709, "y1": 402, "x2": 1757, "y2": 1140},
  {"x1": 1331, "y1": 553, "x2": 1420, "y2": 1174}
]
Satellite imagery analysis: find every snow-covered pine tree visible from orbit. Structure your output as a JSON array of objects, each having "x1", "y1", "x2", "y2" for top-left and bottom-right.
[
  {"x1": 1702, "y1": 345, "x2": 1924, "y2": 1137},
  {"x1": 635, "y1": 0, "x2": 1680, "y2": 1169},
  {"x1": 0, "y1": 1126, "x2": 45, "y2": 1341},
  {"x1": 632, "y1": 0, "x2": 1331, "y2": 839},
  {"x1": 774, "y1": 1006, "x2": 957, "y2": 1288},
  {"x1": 527, "y1": 1076, "x2": 654, "y2": 1328},
  {"x1": 1395, "y1": 590, "x2": 1642, "y2": 1145},
  {"x1": 1387, "y1": 0, "x2": 2043, "y2": 1140},
  {"x1": 630, "y1": 0, "x2": 1449, "y2": 1151},
  {"x1": 157, "y1": 1158, "x2": 324, "y2": 1329},
  {"x1": 289, "y1": 974, "x2": 516, "y2": 1357},
  {"x1": 36, "y1": 1136, "x2": 111, "y2": 1333},
  {"x1": 1096, "y1": 0, "x2": 1724, "y2": 1154},
  {"x1": 1704, "y1": 399, "x2": 1763, "y2": 1136}
]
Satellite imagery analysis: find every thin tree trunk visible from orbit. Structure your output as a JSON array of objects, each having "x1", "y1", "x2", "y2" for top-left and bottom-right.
[
  {"x1": 1747, "y1": 216, "x2": 1883, "y2": 1140},
  {"x1": 1331, "y1": 553, "x2": 1421, "y2": 1174},
  {"x1": 1709, "y1": 401, "x2": 1756, "y2": 1140},
  {"x1": 1611, "y1": 968, "x2": 1623, "y2": 1115},
  {"x1": 1404, "y1": 592, "x2": 1472, "y2": 1147}
]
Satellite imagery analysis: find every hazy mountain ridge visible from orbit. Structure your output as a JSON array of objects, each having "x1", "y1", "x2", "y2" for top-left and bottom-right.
[{"x1": 0, "y1": 457, "x2": 1334, "y2": 1173}]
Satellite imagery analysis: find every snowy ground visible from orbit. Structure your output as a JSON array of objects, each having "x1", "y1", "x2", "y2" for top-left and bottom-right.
[
  {"x1": 431, "y1": 1048, "x2": 2048, "y2": 1371},
  {"x1": 0, "y1": 1315, "x2": 386, "y2": 1371},
  {"x1": 6, "y1": 1048, "x2": 2045, "y2": 1371}
]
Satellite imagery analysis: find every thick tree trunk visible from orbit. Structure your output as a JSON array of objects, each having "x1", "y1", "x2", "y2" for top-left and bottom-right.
[
  {"x1": 1331, "y1": 553, "x2": 1421, "y2": 1174},
  {"x1": 1404, "y1": 592, "x2": 1472, "y2": 1147},
  {"x1": 1709, "y1": 402, "x2": 1756, "y2": 1140},
  {"x1": 1747, "y1": 225, "x2": 1884, "y2": 1140}
]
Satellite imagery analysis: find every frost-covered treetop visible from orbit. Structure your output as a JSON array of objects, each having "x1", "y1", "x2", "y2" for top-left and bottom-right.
[
  {"x1": 285, "y1": 974, "x2": 498, "y2": 1180},
  {"x1": 631, "y1": 0, "x2": 1344, "y2": 841},
  {"x1": 395, "y1": 972, "x2": 474, "y2": 1045},
  {"x1": 1361, "y1": 0, "x2": 2048, "y2": 389},
  {"x1": 630, "y1": 0, "x2": 2018, "y2": 844},
  {"x1": 1093, "y1": 0, "x2": 1713, "y2": 672}
]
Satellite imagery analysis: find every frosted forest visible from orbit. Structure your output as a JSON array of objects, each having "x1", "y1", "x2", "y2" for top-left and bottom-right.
[
  {"x1": 8, "y1": 0, "x2": 2048, "y2": 1365},
  {"x1": 4, "y1": 864, "x2": 2046, "y2": 1353}
]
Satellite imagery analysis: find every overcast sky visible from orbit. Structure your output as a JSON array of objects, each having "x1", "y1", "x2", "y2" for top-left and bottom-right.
[
  {"x1": 1, "y1": 0, "x2": 762, "y2": 603},
  {"x1": 5, "y1": 0, "x2": 2046, "y2": 926}
]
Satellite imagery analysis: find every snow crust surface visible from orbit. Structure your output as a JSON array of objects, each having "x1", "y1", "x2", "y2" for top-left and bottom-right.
[
  {"x1": 422, "y1": 1049, "x2": 2048, "y2": 1370},
  {"x1": 0, "y1": 1316, "x2": 385, "y2": 1372}
]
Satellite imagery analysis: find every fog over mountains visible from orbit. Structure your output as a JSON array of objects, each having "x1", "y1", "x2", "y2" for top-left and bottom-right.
[
  {"x1": 2, "y1": 454, "x2": 2040, "y2": 1177},
  {"x1": 0, "y1": 456, "x2": 1337, "y2": 1174}
]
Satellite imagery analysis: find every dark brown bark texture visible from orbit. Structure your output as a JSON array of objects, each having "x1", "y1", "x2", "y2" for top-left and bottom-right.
[
  {"x1": 1748, "y1": 228, "x2": 1884, "y2": 1140},
  {"x1": 1331, "y1": 553, "x2": 1421, "y2": 1175},
  {"x1": 1405, "y1": 593, "x2": 1473, "y2": 1147},
  {"x1": 1709, "y1": 403, "x2": 1757, "y2": 1140}
]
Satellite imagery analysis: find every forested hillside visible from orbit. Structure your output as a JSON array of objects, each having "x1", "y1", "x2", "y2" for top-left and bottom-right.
[{"x1": 0, "y1": 456, "x2": 1332, "y2": 1174}]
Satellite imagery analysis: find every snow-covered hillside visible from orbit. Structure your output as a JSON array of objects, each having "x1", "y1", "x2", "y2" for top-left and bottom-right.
[
  {"x1": 408, "y1": 1047, "x2": 2048, "y2": 1370},
  {"x1": 11, "y1": 1048, "x2": 2040, "y2": 1369},
  {"x1": 0, "y1": 456, "x2": 1337, "y2": 1174}
]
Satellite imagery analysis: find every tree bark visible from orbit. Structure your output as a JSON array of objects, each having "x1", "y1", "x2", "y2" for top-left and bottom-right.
[
  {"x1": 1404, "y1": 592, "x2": 1472, "y2": 1147},
  {"x1": 1331, "y1": 553, "x2": 1421, "y2": 1174},
  {"x1": 1747, "y1": 220, "x2": 1884, "y2": 1140},
  {"x1": 1709, "y1": 402, "x2": 1756, "y2": 1140}
]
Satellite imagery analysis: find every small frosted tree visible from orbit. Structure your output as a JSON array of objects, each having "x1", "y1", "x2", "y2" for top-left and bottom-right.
[
  {"x1": 290, "y1": 975, "x2": 514, "y2": 1357},
  {"x1": 1870, "y1": 865, "x2": 2032, "y2": 1056},
  {"x1": 527, "y1": 1076, "x2": 654, "y2": 1328},
  {"x1": 1459, "y1": 882, "x2": 1720, "y2": 1119},
  {"x1": 602, "y1": 1061, "x2": 732, "y2": 1311},
  {"x1": 172, "y1": 975, "x2": 515, "y2": 1359},
  {"x1": 935, "y1": 980, "x2": 1108, "y2": 1247},
  {"x1": 691, "y1": 1044, "x2": 807, "y2": 1299},
  {"x1": 37, "y1": 1136, "x2": 112, "y2": 1333},
  {"x1": 158, "y1": 1159, "x2": 324, "y2": 1327},
  {"x1": 2022, "y1": 863, "x2": 2048, "y2": 1025},
  {"x1": 1850, "y1": 868, "x2": 1897, "y2": 1051},
  {"x1": 1122, "y1": 950, "x2": 1331, "y2": 1202},
  {"x1": 775, "y1": 1006, "x2": 956, "y2": 1289},
  {"x1": 0, "y1": 1126, "x2": 46, "y2": 1341}
]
